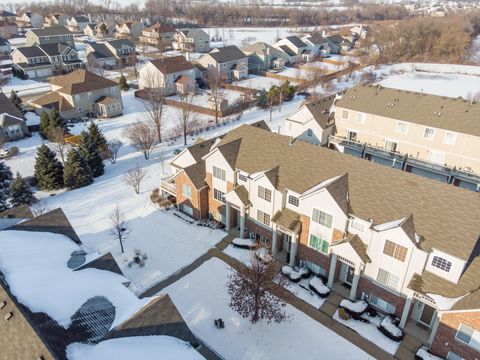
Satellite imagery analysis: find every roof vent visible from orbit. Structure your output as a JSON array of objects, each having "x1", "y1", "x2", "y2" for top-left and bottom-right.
[
  {"x1": 433, "y1": 111, "x2": 437, "y2": 116},
  {"x1": 0, "y1": 301, "x2": 5, "y2": 309},
  {"x1": 438, "y1": 112, "x2": 442, "y2": 117},
  {"x1": 4, "y1": 312, "x2": 13, "y2": 321}
]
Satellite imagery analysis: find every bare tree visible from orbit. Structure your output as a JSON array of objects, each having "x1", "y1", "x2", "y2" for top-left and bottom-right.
[
  {"x1": 123, "y1": 122, "x2": 157, "y2": 159},
  {"x1": 48, "y1": 126, "x2": 68, "y2": 164},
  {"x1": 206, "y1": 68, "x2": 225, "y2": 125},
  {"x1": 227, "y1": 248, "x2": 289, "y2": 324},
  {"x1": 110, "y1": 204, "x2": 131, "y2": 254},
  {"x1": 107, "y1": 139, "x2": 123, "y2": 164},
  {"x1": 123, "y1": 164, "x2": 147, "y2": 194},
  {"x1": 305, "y1": 64, "x2": 324, "y2": 94},
  {"x1": 128, "y1": 52, "x2": 140, "y2": 79},
  {"x1": 142, "y1": 88, "x2": 165, "y2": 143},
  {"x1": 175, "y1": 93, "x2": 198, "y2": 146}
]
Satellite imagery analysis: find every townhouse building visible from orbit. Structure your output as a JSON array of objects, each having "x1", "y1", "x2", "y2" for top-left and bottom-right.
[
  {"x1": 197, "y1": 45, "x2": 248, "y2": 81},
  {"x1": 12, "y1": 43, "x2": 83, "y2": 78},
  {"x1": 0, "y1": 37, "x2": 12, "y2": 78},
  {"x1": 66, "y1": 15, "x2": 89, "y2": 32},
  {"x1": 330, "y1": 84, "x2": 480, "y2": 192},
  {"x1": 31, "y1": 69, "x2": 123, "y2": 119},
  {"x1": 139, "y1": 22, "x2": 176, "y2": 48},
  {"x1": 162, "y1": 122, "x2": 480, "y2": 360},
  {"x1": 25, "y1": 26, "x2": 75, "y2": 48},
  {"x1": 173, "y1": 28, "x2": 210, "y2": 53}
]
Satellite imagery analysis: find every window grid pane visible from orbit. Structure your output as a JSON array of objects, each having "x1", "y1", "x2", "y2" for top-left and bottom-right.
[
  {"x1": 383, "y1": 240, "x2": 395, "y2": 257},
  {"x1": 432, "y1": 256, "x2": 452, "y2": 272},
  {"x1": 213, "y1": 166, "x2": 226, "y2": 181},
  {"x1": 288, "y1": 195, "x2": 299, "y2": 207}
]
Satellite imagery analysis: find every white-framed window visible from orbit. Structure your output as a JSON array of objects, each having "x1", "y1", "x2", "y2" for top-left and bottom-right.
[
  {"x1": 258, "y1": 186, "x2": 272, "y2": 202},
  {"x1": 213, "y1": 188, "x2": 225, "y2": 203},
  {"x1": 312, "y1": 209, "x2": 333, "y2": 228},
  {"x1": 75, "y1": 95, "x2": 80, "y2": 102},
  {"x1": 356, "y1": 112, "x2": 365, "y2": 124},
  {"x1": 288, "y1": 195, "x2": 299, "y2": 207},
  {"x1": 431, "y1": 256, "x2": 452, "y2": 272},
  {"x1": 395, "y1": 121, "x2": 408, "y2": 134},
  {"x1": 238, "y1": 173, "x2": 248, "y2": 182},
  {"x1": 257, "y1": 210, "x2": 270, "y2": 226},
  {"x1": 456, "y1": 324, "x2": 480, "y2": 351},
  {"x1": 212, "y1": 166, "x2": 226, "y2": 181},
  {"x1": 305, "y1": 261, "x2": 326, "y2": 276},
  {"x1": 369, "y1": 294, "x2": 396, "y2": 314},
  {"x1": 341, "y1": 109, "x2": 349, "y2": 120},
  {"x1": 446, "y1": 351, "x2": 463, "y2": 360},
  {"x1": 182, "y1": 183, "x2": 192, "y2": 199},
  {"x1": 428, "y1": 150, "x2": 445, "y2": 165},
  {"x1": 376, "y1": 268, "x2": 400, "y2": 290},
  {"x1": 384, "y1": 140, "x2": 398, "y2": 152},
  {"x1": 350, "y1": 219, "x2": 365, "y2": 232},
  {"x1": 423, "y1": 127, "x2": 435, "y2": 140},
  {"x1": 444, "y1": 131, "x2": 457, "y2": 145}
]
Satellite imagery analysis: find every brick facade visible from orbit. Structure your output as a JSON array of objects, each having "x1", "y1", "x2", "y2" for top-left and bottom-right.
[
  {"x1": 356, "y1": 277, "x2": 407, "y2": 318},
  {"x1": 246, "y1": 216, "x2": 273, "y2": 242},
  {"x1": 174, "y1": 171, "x2": 207, "y2": 220},
  {"x1": 297, "y1": 244, "x2": 332, "y2": 272},
  {"x1": 430, "y1": 311, "x2": 480, "y2": 359}
]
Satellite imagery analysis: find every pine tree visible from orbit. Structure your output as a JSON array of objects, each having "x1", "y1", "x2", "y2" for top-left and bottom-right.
[
  {"x1": 49, "y1": 109, "x2": 66, "y2": 131},
  {"x1": 63, "y1": 149, "x2": 93, "y2": 189},
  {"x1": 0, "y1": 162, "x2": 13, "y2": 212},
  {"x1": 39, "y1": 111, "x2": 51, "y2": 139},
  {"x1": 9, "y1": 90, "x2": 24, "y2": 114},
  {"x1": 118, "y1": 74, "x2": 129, "y2": 91},
  {"x1": 34, "y1": 145, "x2": 64, "y2": 191},
  {"x1": 88, "y1": 122, "x2": 107, "y2": 149},
  {"x1": 10, "y1": 172, "x2": 35, "y2": 207},
  {"x1": 78, "y1": 131, "x2": 104, "y2": 177}
]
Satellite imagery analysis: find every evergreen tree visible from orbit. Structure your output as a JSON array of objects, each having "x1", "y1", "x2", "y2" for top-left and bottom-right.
[
  {"x1": 118, "y1": 74, "x2": 129, "y2": 91},
  {"x1": 63, "y1": 149, "x2": 93, "y2": 189},
  {"x1": 34, "y1": 145, "x2": 64, "y2": 191},
  {"x1": 10, "y1": 172, "x2": 35, "y2": 207},
  {"x1": 88, "y1": 122, "x2": 107, "y2": 149},
  {"x1": 78, "y1": 131, "x2": 104, "y2": 177},
  {"x1": 9, "y1": 90, "x2": 24, "y2": 114},
  {"x1": 0, "y1": 162, "x2": 13, "y2": 212},
  {"x1": 39, "y1": 111, "x2": 51, "y2": 139},
  {"x1": 49, "y1": 109, "x2": 66, "y2": 131}
]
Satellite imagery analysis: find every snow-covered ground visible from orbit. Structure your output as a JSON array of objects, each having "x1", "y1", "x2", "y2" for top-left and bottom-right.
[
  {"x1": 163, "y1": 257, "x2": 374, "y2": 360},
  {"x1": 2, "y1": 77, "x2": 51, "y2": 97},
  {"x1": 283, "y1": 278, "x2": 326, "y2": 309},
  {"x1": 333, "y1": 309, "x2": 400, "y2": 355},
  {"x1": 236, "y1": 75, "x2": 283, "y2": 90}
]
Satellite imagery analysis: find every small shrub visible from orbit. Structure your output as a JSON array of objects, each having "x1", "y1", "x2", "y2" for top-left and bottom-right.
[{"x1": 7, "y1": 146, "x2": 18, "y2": 157}]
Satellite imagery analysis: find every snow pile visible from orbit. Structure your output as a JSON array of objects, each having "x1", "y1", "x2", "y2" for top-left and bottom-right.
[
  {"x1": 340, "y1": 299, "x2": 368, "y2": 314},
  {"x1": 283, "y1": 278, "x2": 327, "y2": 309},
  {"x1": 416, "y1": 346, "x2": 443, "y2": 360},
  {"x1": 232, "y1": 238, "x2": 256, "y2": 249},
  {"x1": 379, "y1": 316, "x2": 403, "y2": 341},
  {"x1": 282, "y1": 265, "x2": 293, "y2": 276},
  {"x1": 309, "y1": 277, "x2": 331, "y2": 297},
  {"x1": 255, "y1": 247, "x2": 273, "y2": 263},
  {"x1": 0, "y1": 230, "x2": 149, "y2": 329},
  {"x1": 67, "y1": 336, "x2": 204, "y2": 360},
  {"x1": 373, "y1": 218, "x2": 405, "y2": 232},
  {"x1": 427, "y1": 293, "x2": 466, "y2": 311}
]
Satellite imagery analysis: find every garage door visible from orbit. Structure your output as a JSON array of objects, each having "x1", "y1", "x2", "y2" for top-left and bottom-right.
[
  {"x1": 26, "y1": 70, "x2": 37, "y2": 78},
  {"x1": 180, "y1": 204, "x2": 193, "y2": 217},
  {"x1": 35, "y1": 68, "x2": 52, "y2": 78}
]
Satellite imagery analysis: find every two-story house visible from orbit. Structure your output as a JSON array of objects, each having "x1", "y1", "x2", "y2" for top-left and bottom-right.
[
  {"x1": 325, "y1": 35, "x2": 353, "y2": 55},
  {"x1": 44, "y1": 13, "x2": 69, "y2": 27},
  {"x1": 164, "y1": 122, "x2": 480, "y2": 360},
  {"x1": 197, "y1": 45, "x2": 248, "y2": 82},
  {"x1": 66, "y1": 15, "x2": 90, "y2": 32},
  {"x1": 173, "y1": 29, "x2": 210, "y2": 53},
  {"x1": 139, "y1": 22, "x2": 176, "y2": 49},
  {"x1": 0, "y1": 19, "x2": 18, "y2": 39},
  {"x1": 301, "y1": 33, "x2": 330, "y2": 57},
  {"x1": 115, "y1": 20, "x2": 144, "y2": 40},
  {"x1": 0, "y1": 92, "x2": 29, "y2": 141},
  {"x1": 274, "y1": 36, "x2": 310, "y2": 62},
  {"x1": 242, "y1": 42, "x2": 289, "y2": 71},
  {"x1": 30, "y1": 69, "x2": 123, "y2": 119},
  {"x1": 16, "y1": 12, "x2": 43, "y2": 28},
  {"x1": 281, "y1": 95, "x2": 336, "y2": 146},
  {"x1": 330, "y1": 84, "x2": 480, "y2": 192},
  {"x1": 85, "y1": 39, "x2": 136, "y2": 68},
  {"x1": 138, "y1": 56, "x2": 196, "y2": 95},
  {"x1": 12, "y1": 43, "x2": 83, "y2": 78},
  {"x1": 25, "y1": 26, "x2": 75, "y2": 48}
]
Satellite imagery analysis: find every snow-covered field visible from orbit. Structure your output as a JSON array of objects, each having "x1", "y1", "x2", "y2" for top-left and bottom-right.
[
  {"x1": 163, "y1": 258, "x2": 374, "y2": 360},
  {"x1": 3, "y1": 77, "x2": 51, "y2": 97},
  {"x1": 236, "y1": 75, "x2": 283, "y2": 90}
]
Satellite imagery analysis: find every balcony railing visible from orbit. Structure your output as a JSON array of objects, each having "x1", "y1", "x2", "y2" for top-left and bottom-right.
[{"x1": 160, "y1": 175, "x2": 176, "y2": 195}]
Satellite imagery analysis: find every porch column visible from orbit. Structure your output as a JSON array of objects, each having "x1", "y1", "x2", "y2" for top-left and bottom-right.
[
  {"x1": 327, "y1": 254, "x2": 337, "y2": 288},
  {"x1": 239, "y1": 206, "x2": 246, "y2": 239},
  {"x1": 399, "y1": 296, "x2": 413, "y2": 329},
  {"x1": 288, "y1": 233, "x2": 299, "y2": 266},
  {"x1": 349, "y1": 264, "x2": 361, "y2": 301},
  {"x1": 271, "y1": 225, "x2": 278, "y2": 256},
  {"x1": 427, "y1": 313, "x2": 440, "y2": 346},
  {"x1": 225, "y1": 202, "x2": 231, "y2": 231}
]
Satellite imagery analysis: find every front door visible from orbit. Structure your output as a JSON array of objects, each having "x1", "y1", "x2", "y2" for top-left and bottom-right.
[
  {"x1": 419, "y1": 303, "x2": 435, "y2": 326},
  {"x1": 340, "y1": 262, "x2": 354, "y2": 285},
  {"x1": 283, "y1": 234, "x2": 291, "y2": 252}
]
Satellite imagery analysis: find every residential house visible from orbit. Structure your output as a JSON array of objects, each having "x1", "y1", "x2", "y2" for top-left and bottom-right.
[
  {"x1": 0, "y1": 207, "x2": 200, "y2": 360},
  {"x1": 66, "y1": 15, "x2": 90, "y2": 32},
  {"x1": 326, "y1": 35, "x2": 353, "y2": 55},
  {"x1": 349, "y1": 25, "x2": 368, "y2": 40},
  {"x1": 0, "y1": 10, "x2": 16, "y2": 22},
  {"x1": 330, "y1": 84, "x2": 480, "y2": 191},
  {"x1": 0, "y1": 92, "x2": 29, "y2": 141},
  {"x1": 0, "y1": 20, "x2": 17, "y2": 39},
  {"x1": 242, "y1": 42, "x2": 289, "y2": 71},
  {"x1": 0, "y1": 37, "x2": 12, "y2": 78},
  {"x1": 31, "y1": 69, "x2": 123, "y2": 119},
  {"x1": 83, "y1": 22, "x2": 97, "y2": 37},
  {"x1": 16, "y1": 12, "x2": 43, "y2": 28},
  {"x1": 139, "y1": 22, "x2": 176, "y2": 49},
  {"x1": 301, "y1": 33, "x2": 330, "y2": 56},
  {"x1": 138, "y1": 56, "x2": 196, "y2": 95},
  {"x1": 93, "y1": 21, "x2": 116, "y2": 39},
  {"x1": 25, "y1": 26, "x2": 75, "y2": 48},
  {"x1": 85, "y1": 39, "x2": 136, "y2": 68},
  {"x1": 173, "y1": 28, "x2": 210, "y2": 53},
  {"x1": 44, "y1": 13, "x2": 69, "y2": 27},
  {"x1": 12, "y1": 43, "x2": 83, "y2": 78},
  {"x1": 115, "y1": 20, "x2": 144, "y2": 40},
  {"x1": 165, "y1": 122, "x2": 480, "y2": 360},
  {"x1": 197, "y1": 45, "x2": 248, "y2": 81},
  {"x1": 281, "y1": 95, "x2": 336, "y2": 145},
  {"x1": 274, "y1": 36, "x2": 310, "y2": 62}
]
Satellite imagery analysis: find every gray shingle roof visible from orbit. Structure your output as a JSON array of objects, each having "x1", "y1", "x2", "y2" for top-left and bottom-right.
[
  {"x1": 0, "y1": 92, "x2": 25, "y2": 120},
  {"x1": 208, "y1": 45, "x2": 247, "y2": 63},
  {"x1": 286, "y1": 35, "x2": 307, "y2": 48},
  {"x1": 15, "y1": 45, "x2": 45, "y2": 58},
  {"x1": 30, "y1": 26, "x2": 72, "y2": 37}
]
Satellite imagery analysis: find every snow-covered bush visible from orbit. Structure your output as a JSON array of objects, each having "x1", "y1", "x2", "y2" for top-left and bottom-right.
[
  {"x1": 288, "y1": 270, "x2": 301, "y2": 283},
  {"x1": 281, "y1": 265, "x2": 293, "y2": 276},
  {"x1": 255, "y1": 247, "x2": 273, "y2": 263},
  {"x1": 415, "y1": 346, "x2": 443, "y2": 360},
  {"x1": 309, "y1": 277, "x2": 331, "y2": 298},
  {"x1": 232, "y1": 238, "x2": 257, "y2": 250},
  {"x1": 378, "y1": 315, "x2": 404, "y2": 342},
  {"x1": 339, "y1": 299, "x2": 368, "y2": 320}
]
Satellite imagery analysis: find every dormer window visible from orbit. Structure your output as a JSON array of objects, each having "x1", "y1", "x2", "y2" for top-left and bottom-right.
[
  {"x1": 423, "y1": 127, "x2": 435, "y2": 140},
  {"x1": 431, "y1": 256, "x2": 452, "y2": 272}
]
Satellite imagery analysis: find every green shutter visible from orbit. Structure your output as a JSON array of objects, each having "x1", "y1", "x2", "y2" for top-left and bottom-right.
[{"x1": 321, "y1": 240, "x2": 329, "y2": 254}]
